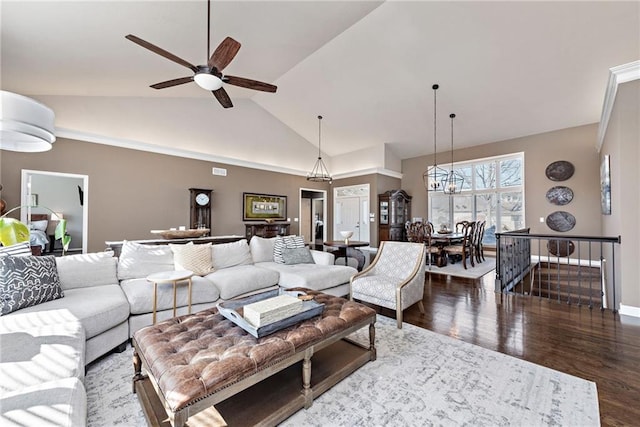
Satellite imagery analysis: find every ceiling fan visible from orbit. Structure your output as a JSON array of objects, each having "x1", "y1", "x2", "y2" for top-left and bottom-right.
[{"x1": 125, "y1": 0, "x2": 276, "y2": 108}]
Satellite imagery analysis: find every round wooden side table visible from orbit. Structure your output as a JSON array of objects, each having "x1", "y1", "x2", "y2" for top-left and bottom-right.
[{"x1": 146, "y1": 270, "x2": 194, "y2": 324}]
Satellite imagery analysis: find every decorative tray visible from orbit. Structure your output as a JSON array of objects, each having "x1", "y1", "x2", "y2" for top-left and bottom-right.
[
  {"x1": 150, "y1": 229, "x2": 210, "y2": 239},
  {"x1": 437, "y1": 230, "x2": 452, "y2": 234},
  {"x1": 217, "y1": 289, "x2": 325, "y2": 338}
]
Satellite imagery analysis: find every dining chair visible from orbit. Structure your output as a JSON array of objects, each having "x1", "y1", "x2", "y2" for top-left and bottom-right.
[
  {"x1": 350, "y1": 241, "x2": 426, "y2": 329},
  {"x1": 473, "y1": 220, "x2": 486, "y2": 263},
  {"x1": 443, "y1": 221, "x2": 475, "y2": 269},
  {"x1": 423, "y1": 222, "x2": 443, "y2": 269},
  {"x1": 405, "y1": 221, "x2": 426, "y2": 243}
]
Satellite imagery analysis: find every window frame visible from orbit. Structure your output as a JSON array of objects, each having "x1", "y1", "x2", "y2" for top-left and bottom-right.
[{"x1": 428, "y1": 152, "x2": 525, "y2": 245}]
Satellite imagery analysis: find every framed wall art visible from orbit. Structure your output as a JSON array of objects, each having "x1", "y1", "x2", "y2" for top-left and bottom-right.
[
  {"x1": 600, "y1": 154, "x2": 611, "y2": 215},
  {"x1": 243, "y1": 192, "x2": 287, "y2": 221}
]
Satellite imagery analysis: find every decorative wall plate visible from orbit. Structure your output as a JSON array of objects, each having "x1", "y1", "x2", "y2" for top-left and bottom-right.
[
  {"x1": 545, "y1": 161, "x2": 575, "y2": 181},
  {"x1": 546, "y1": 186, "x2": 574, "y2": 206},
  {"x1": 547, "y1": 239, "x2": 575, "y2": 257},
  {"x1": 546, "y1": 211, "x2": 576, "y2": 232}
]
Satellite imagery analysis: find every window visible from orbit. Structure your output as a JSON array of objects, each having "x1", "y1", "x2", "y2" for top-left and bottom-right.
[{"x1": 429, "y1": 153, "x2": 524, "y2": 245}]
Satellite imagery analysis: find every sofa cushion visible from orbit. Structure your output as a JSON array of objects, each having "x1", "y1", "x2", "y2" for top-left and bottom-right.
[
  {"x1": 0, "y1": 309, "x2": 85, "y2": 394},
  {"x1": 55, "y1": 252, "x2": 118, "y2": 290},
  {"x1": 211, "y1": 239, "x2": 253, "y2": 269},
  {"x1": 249, "y1": 236, "x2": 276, "y2": 263},
  {"x1": 0, "y1": 255, "x2": 64, "y2": 315},
  {"x1": 204, "y1": 265, "x2": 279, "y2": 300},
  {"x1": 170, "y1": 242, "x2": 213, "y2": 276},
  {"x1": 117, "y1": 241, "x2": 174, "y2": 280},
  {"x1": 282, "y1": 247, "x2": 315, "y2": 265},
  {"x1": 8, "y1": 285, "x2": 129, "y2": 340},
  {"x1": 0, "y1": 377, "x2": 87, "y2": 427},
  {"x1": 256, "y1": 262, "x2": 357, "y2": 292},
  {"x1": 121, "y1": 275, "x2": 220, "y2": 315}
]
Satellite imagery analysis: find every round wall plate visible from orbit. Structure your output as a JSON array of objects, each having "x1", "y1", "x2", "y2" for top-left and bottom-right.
[
  {"x1": 546, "y1": 211, "x2": 576, "y2": 232},
  {"x1": 545, "y1": 161, "x2": 575, "y2": 181},
  {"x1": 546, "y1": 186, "x2": 574, "y2": 205},
  {"x1": 547, "y1": 239, "x2": 575, "y2": 257}
]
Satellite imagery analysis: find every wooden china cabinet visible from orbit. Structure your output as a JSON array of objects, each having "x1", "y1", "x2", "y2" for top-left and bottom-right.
[{"x1": 378, "y1": 189, "x2": 412, "y2": 242}]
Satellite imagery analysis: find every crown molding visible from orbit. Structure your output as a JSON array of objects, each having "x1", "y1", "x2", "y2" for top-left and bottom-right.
[
  {"x1": 333, "y1": 167, "x2": 403, "y2": 180},
  {"x1": 597, "y1": 60, "x2": 640, "y2": 152},
  {"x1": 55, "y1": 128, "x2": 403, "y2": 181},
  {"x1": 55, "y1": 128, "x2": 310, "y2": 177}
]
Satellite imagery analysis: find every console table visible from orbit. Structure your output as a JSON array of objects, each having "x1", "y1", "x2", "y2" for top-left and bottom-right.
[
  {"x1": 245, "y1": 222, "x2": 290, "y2": 240},
  {"x1": 105, "y1": 235, "x2": 244, "y2": 257}
]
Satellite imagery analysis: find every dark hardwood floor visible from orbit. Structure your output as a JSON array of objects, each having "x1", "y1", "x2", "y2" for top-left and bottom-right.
[{"x1": 376, "y1": 272, "x2": 640, "y2": 427}]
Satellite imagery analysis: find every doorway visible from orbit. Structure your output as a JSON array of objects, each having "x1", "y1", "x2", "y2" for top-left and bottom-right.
[
  {"x1": 333, "y1": 184, "x2": 370, "y2": 243},
  {"x1": 21, "y1": 170, "x2": 89, "y2": 254},
  {"x1": 299, "y1": 188, "x2": 327, "y2": 248}
]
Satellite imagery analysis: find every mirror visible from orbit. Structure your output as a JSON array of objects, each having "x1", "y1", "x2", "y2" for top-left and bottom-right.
[{"x1": 20, "y1": 170, "x2": 88, "y2": 254}]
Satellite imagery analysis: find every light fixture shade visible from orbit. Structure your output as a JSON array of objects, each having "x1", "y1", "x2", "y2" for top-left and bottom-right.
[
  {"x1": 0, "y1": 91, "x2": 56, "y2": 152},
  {"x1": 194, "y1": 73, "x2": 223, "y2": 91},
  {"x1": 442, "y1": 170, "x2": 465, "y2": 194},
  {"x1": 423, "y1": 165, "x2": 448, "y2": 191},
  {"x1": 442, "y1": 113, "x2": 464, "y2": 194},
  {"x1": 307, "y1": 115, "x2": 332, "y2": 183}
]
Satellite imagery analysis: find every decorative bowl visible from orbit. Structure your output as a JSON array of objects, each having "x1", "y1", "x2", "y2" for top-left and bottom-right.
[
  {"x1": 339, "y1": 231, "x2": 354, "y2": 239},
  {"x1": 150, "y1": 229, "x2": 210, "y2": 239}
]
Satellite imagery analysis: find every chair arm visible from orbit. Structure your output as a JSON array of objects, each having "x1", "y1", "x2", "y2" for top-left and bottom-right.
[{"x1": 311, "y1": 249, "x2": 334, "y2": 265}]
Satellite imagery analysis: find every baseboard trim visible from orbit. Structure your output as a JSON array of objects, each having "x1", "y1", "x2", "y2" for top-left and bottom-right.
[{"x1": 619, "y1": 303, "x2": 640, "y2": 318}]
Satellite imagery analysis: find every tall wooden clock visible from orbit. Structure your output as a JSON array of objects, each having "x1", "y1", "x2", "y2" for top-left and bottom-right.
[{"x1": 189, "y1": 188, "x2": 213, "y2": 232}]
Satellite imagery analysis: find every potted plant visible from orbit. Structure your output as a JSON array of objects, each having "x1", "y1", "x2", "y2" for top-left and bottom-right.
[{"x1": 0, "y1": 206, "x2": 71, "y2": 254}]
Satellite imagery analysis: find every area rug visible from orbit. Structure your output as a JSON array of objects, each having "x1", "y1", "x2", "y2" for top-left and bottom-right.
[
  {"x1": 428, "y1": 256, "x2": 496, "y2": 279},
  {"x1": 85, "y1": 315, "x2": 599, "y2": 426}
]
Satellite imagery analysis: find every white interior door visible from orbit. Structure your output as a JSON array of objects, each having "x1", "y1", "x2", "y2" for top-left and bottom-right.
[{"x1": 333, "y1": 184, "x2": 370, "y2": 243}]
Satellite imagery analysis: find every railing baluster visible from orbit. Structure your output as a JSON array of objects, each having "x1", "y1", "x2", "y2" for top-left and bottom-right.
[{"x1": 495, "y1": 231, "x2": 620, "y2": 313}]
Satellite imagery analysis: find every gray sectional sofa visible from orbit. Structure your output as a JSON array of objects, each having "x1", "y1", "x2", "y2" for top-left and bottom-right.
[{"x1": 0, "y1": 236, "x2": 357, "y2": 426}]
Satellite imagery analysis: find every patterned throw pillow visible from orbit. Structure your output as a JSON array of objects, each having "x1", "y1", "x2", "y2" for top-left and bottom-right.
[
  {"x1": 282, "y1": 247, "x2": 316, "y2": 265},
  {"x1": 0, "y1": 255, "x2": 64, "y2": 315},
  {"x1": 169, "y1": 242, "x2": 213, "y2": 276},
  {"x1": 273, "y1": 236, "x2": 306, "y2": 264},
  {"x1": 0, "y1": 242, "x2": 32, "y2": 257}
]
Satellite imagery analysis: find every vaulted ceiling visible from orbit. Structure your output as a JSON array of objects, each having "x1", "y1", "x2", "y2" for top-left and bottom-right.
[{"x1": 2, "y1": 1, "x2": 638, "y2": 176}]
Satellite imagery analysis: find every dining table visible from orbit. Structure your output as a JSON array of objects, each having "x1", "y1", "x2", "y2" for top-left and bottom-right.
[
  {"x1": 323, "y1": 240, "x2": 369, "y2": 271},
  {"x1": 427, "y1": 232, "x2": 465, "y2": 267}
]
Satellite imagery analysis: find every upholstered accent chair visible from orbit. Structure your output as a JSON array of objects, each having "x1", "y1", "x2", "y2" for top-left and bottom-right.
[{"x1": 350, "y1": 241, "x2": 426, "y2": 328}]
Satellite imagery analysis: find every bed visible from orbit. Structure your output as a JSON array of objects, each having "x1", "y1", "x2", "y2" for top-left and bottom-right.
[{"x1": 28, "y1": 214, "x2": 51, "y2": 255}]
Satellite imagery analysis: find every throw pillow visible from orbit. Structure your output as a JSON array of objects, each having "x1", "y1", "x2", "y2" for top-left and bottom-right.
[
  {"x1": 117, "y1": 241, "x2": 175, "y2": 280},
  {"x1": 0, "y1": 255, "x2": 64, "y2": 315},
  {"x1": 211, "y1": 239, "x2": 253, "y2": 270},
  {"x1": 0, "y1": 242, "x2": 32, "y2": 257},
  {"x1": 282, "y1": 247, "x2": 316, "y2": 265},
  {"x1": 249, "y1": 236, "x2": 277, "y2": 263},
  {"x1": 273, "y1": 235, "x2": 306, "y2": 264},
  {"x1": 169, "y1": 242, "x2": 213, "y2": 276}
]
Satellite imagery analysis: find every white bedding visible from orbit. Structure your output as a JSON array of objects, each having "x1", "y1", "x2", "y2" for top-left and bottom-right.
[{"x1": 29, "y1": 229, "x2": 49, "y2": 249}]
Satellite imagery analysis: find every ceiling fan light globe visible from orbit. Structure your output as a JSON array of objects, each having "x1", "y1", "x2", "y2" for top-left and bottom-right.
[{"x1": 194, "y1": 73, "x2": 223, "y2": 91}]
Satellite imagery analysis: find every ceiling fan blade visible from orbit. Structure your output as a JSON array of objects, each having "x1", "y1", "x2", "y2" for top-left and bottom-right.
[
  {"x1": 212, "y1": 87, "x2": 233, "y2": 108},
  {"x1": 150, "y1": 76, "x2": 194, "y2": 89},
  {"x1": 126, "y1": 34, "x2": 199, "y2": 73},
  {"x1": 208, "y1": 37, "x2": 241, "y2": 72},
  {"x1": 224, "y1": 75, "x2": 277, "y2": 93}
]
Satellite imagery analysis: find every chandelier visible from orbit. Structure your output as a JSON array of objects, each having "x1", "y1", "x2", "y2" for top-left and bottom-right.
[
  {"x1": 423, "y1": 84, "x2": 448, "y2": 191},
  {"x1": 442, "y1": 113, "x2": 465, "y2": 194},
  {"x1": 306, "y1": 115, "x2": 333, "y2": 183}
]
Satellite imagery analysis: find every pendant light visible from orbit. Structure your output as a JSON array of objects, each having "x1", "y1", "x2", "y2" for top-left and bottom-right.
[
  {"x1": 423, "y1": 84, "x2": 448, "y2": 191},
  {"x1": 0, "y1": 91, "x2": 56, "y2": 152},
  {"x1": 306, "y1": 115, "x2": 333, "y2": 183},
  {"x1": 442, "y1": 113, "x2": 465, "y2": 194}
]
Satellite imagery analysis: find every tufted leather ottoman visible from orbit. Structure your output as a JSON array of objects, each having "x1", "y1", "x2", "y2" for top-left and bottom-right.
[{"x1": 132, "y1": 289, "x2": 376, "y2": 427}]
